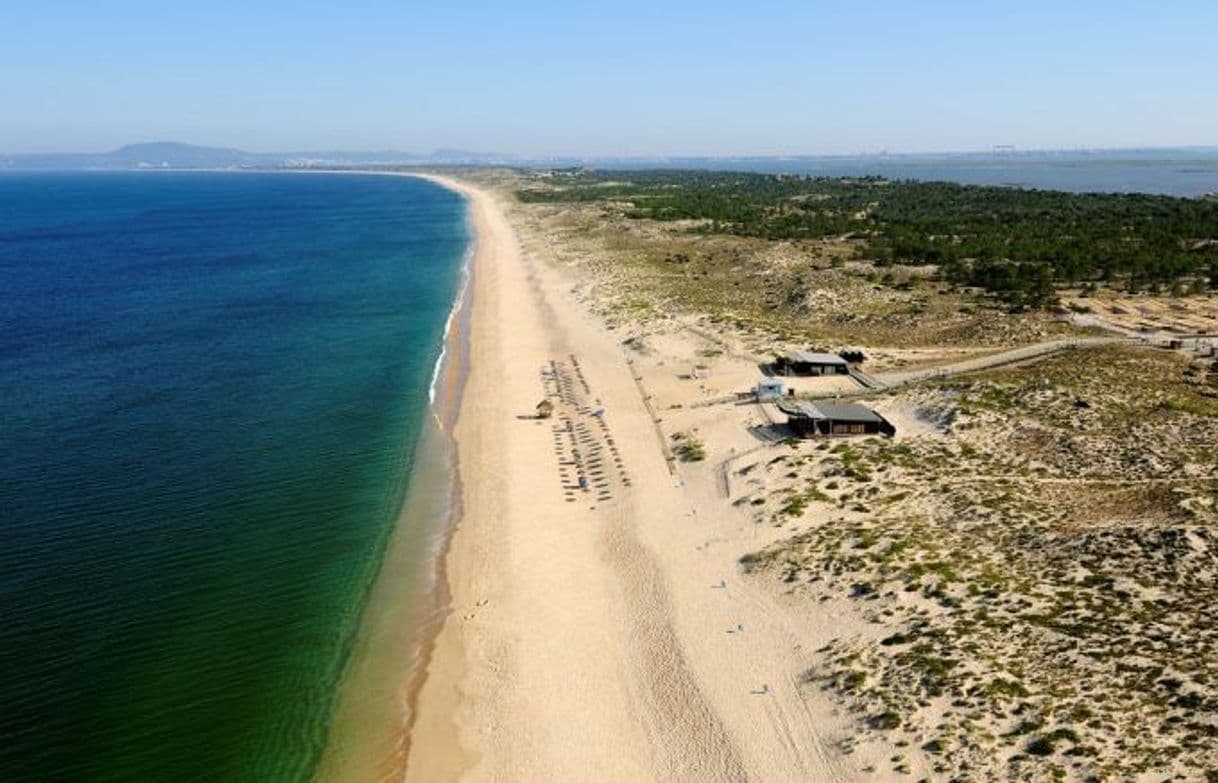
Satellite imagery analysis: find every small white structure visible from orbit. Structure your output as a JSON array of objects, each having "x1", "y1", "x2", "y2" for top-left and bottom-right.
[{"x1": 755, "y1": 379, "x2": 788, "y2": 400}]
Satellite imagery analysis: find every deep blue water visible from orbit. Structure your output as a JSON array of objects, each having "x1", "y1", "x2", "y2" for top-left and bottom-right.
[{"x1": 0, "y1": 172, "x2": 468, "y2": 781}]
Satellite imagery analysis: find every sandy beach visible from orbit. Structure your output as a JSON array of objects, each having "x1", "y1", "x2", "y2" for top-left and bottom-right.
[
  {"x1": 12, "y1": 4, "x2": 1218, "y2": 779},
  {"x1": 401, "y1": 176, "x2": 909, "y2": 781}
]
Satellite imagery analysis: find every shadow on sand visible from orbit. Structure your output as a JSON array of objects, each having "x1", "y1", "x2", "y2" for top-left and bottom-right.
[{"x1": 747, "y1": 422, "x2": 795, "y2": 443}]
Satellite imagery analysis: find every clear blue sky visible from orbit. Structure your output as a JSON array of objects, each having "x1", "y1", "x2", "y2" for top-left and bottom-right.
[{"x1": 3, "y1": 0, "x2": 1215, "y2": 155}]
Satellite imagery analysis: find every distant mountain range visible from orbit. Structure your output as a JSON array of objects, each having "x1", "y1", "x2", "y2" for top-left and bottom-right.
[{"x1": 5, "y1": 141, "x2": 1218, "y2": 173}]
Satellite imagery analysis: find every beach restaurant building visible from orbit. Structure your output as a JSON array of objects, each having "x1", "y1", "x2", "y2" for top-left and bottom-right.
[
  {"x1": 773, "y1": 351, "x2": 850, "y2": 377},
  {"x1": 777, "y1": 400, "x2": 895, "y2": 438}
]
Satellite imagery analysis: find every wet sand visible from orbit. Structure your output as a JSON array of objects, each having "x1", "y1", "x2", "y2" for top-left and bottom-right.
[{"x1": 314, "y1": 174, "x2": 474, "y2": 783}]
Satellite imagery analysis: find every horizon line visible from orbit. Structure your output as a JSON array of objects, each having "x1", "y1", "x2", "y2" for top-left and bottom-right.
[{"x1": 5, "y1": 140, "x2": 1218, "y2": 161}]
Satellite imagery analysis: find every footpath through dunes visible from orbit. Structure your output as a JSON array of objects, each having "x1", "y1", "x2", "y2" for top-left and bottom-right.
[
  {"x1": 871, "y1": 335, "x2": 1130, "y2": 389},
  {"x1": 402, "y1": 177, "x2": 866, "y2": 781}
]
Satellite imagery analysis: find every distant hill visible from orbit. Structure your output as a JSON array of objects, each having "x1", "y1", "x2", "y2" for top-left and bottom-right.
[
  {"x1": 104, "y1": 142, "x2": 263, "y2": 166},
  {"x1": 0, "y1": 141, "x2": 267, "y2": 170},
  {"x1": 0, "y1": 141, "x2": 528, "y2": 170},
  {"x1": 4, "y1": 142, "x2": 1216, "y2": 183}
]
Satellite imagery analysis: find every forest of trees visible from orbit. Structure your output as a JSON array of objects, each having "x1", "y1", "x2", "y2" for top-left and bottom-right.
[{"x1": 519, "y1": 170, "x2": 1218, "y2": 308}]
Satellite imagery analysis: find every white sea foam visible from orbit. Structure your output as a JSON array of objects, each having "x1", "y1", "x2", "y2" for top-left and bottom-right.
[{"x1": 428, "y1": 209, "x2": 475, "y2": 409}]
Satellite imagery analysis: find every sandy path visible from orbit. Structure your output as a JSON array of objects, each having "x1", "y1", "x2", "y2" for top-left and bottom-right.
[
  {"x1": 404, "y1": 177, "x2": 863, "y2": 782},
  {"x1": 875, "y1": 336, "x2": 1128, "y2": 387}
]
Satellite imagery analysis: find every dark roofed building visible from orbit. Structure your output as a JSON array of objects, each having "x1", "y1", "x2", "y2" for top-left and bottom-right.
[
  {"x1": 776, "y1": 400, "x2": 895, "y2": 438},
  {"x1": 839, "y1": 348, "x2": 867, "y2": 364},
  {"x1": 773, "y1": 351, "x2": 849, "y2": 377}
]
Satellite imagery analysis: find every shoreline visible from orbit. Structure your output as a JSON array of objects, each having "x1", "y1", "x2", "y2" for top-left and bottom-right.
[
  {"x1": 332, "y1": 171, "x2": 902, "y2": 782},
  {"x1": 314, "y1": 172, "x2": 476, "y2": 782},
  {"x1": 391, "y1": 175, "x2": 496, "y2": 781},
  {"x1": 384, "y1": 174, "x2": 480, "y2": 775},
  {"x1": 403, "y1": 175, "x2": 865, "y2": 780}
]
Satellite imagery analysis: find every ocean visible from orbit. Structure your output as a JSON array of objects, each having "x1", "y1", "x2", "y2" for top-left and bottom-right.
[{"x1": 0, "y1": 172, "x2": 469, "y2": 781}]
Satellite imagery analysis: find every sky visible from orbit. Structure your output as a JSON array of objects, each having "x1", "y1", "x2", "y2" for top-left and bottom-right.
[{"x1": 2, "y1": 0, "x2": 1216, "y2": 156}]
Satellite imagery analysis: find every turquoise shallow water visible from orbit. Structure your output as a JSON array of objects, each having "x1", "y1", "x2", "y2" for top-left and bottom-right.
[{"x1": 0, "y1": 172, "x2": 468, "y2": 781}]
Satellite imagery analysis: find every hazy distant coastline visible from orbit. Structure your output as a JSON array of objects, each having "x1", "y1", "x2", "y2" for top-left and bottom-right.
[{"x1": 5, "y1": 141, "x2": 1217, "y2": 197}]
